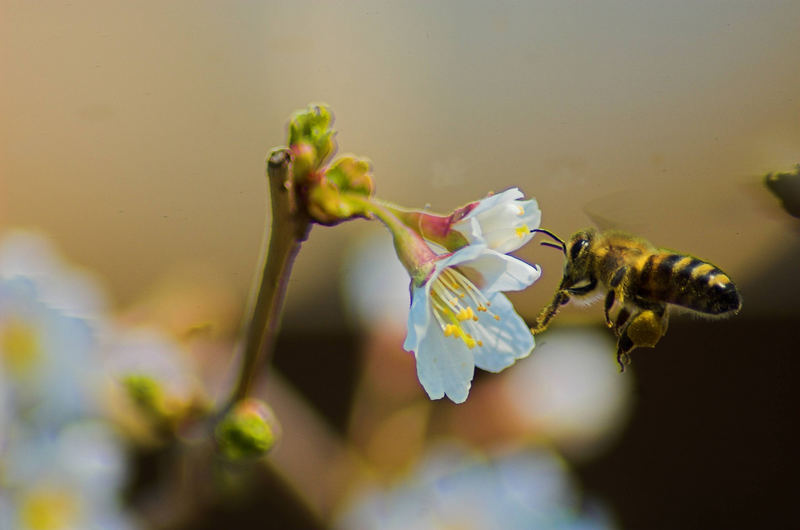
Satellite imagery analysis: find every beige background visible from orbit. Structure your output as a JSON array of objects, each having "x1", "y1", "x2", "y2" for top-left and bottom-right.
[{"x1": 3, "y1": 1, "x2": 799, "y2": 328}]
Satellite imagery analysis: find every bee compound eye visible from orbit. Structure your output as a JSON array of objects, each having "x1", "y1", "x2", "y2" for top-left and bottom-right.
[{"x1": 569, "y1": 238, "x2": 588, "y2": 261}]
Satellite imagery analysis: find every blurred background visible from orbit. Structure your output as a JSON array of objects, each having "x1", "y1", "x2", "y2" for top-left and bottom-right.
[{"x1": 2, "y1": 1, "x2": 799, "y2": 529}]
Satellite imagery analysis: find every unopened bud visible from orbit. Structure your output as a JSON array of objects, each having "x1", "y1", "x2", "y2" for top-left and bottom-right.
[
  {"x1": 290, "y1": 141, "x2": 318, "y2": 184},
  {"x1": 326, "y1": 154, "x2": 374, "y2": 196},
  {"x1": 123, "y1": 374, "x2": 167, "y2": 418},
  {"x1": 215, "y1": 398, "x2": 279, "y2": 460},
  {"x1": 306, "y1": 180, "x2": 369, "y2": 225},
  {"x1": 287, "y1": 104, "x2": 336, "y2": 169}
]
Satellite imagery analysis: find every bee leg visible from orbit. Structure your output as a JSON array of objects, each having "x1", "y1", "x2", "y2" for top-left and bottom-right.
[
  {"x1": 614, "y1": 312, "x2": 635, "y2": 372},
  {"x1": 617, "y1": 349, "x2": 632, "y2": 372},
  {"x1": 612, "y1": 306, "x2": 631, "y2": 337},
  {"x1": 605, "y1": 266, "x2": 629, "y2": 328},
  {"x1": 604, "y1": 291, "x2": 616, "y2": 328},
  {"x1": 531, "y1": 290, "x2": 570, "y2": 334},
  {"x1": 614, "y1": 305, "x2": 669, "y2": 371}
]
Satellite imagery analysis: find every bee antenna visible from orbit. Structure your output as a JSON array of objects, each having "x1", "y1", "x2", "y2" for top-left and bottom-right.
[
  {"x1": 540, "y1": 241, "x2": 567, "y2": 254},
  {"x1": 532, "y1": 228, "x2": 566, "y2": 255}
]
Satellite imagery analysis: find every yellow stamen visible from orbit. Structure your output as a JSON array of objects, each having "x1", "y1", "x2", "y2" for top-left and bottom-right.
[
  {"x1": 20, "y1": 488, "x2": 79, "y2": 530},
  {"x1": 429, "y1": 265, "x2": 501, "y2": 350},
  {"x1": 1, "y1": 320, "x2": 42, "y2": 376},
  {"x1": 457, "y1": 307, "x2": 475, "y2": 321}
]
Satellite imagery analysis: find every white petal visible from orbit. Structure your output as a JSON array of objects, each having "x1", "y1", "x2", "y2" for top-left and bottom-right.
[
  {"x1": 472, "y1": 292, "x2": 534, "y2": 372},
  {"x1": 465, "y1": 250, "x2": 541, "y2": 293},
  {"x1": 434, "y1": 242, "x2": 489, "y2": 272},
  {"x1": 460, "y1": 217, "x2": 483, "y2": 245},
  {"x1": 522, "y1": 198, "x2": 542, "y2": 230},
  {"x1": 466, "y1": 188, "x2": 523, "y2": 218},
  {"x1": 483, "y1": 228, "x2": 530, "y2": 255},
  {"x1": 414, "y1": 323, "x2": 475, "y2": 403},
  {"x1": 403, "y1": 284, "x2": 430, "y2": 353},
  {"x1": 482, "y1": 198, "x2": 541, "y2": 253},
  {"x1": 453, "y1": 191, "x2": 541, "y2": 254}
]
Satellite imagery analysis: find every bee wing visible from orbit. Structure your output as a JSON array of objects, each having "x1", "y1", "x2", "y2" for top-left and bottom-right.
[{"x1": 583, "y1": 189, "x2": 655, "y2": 234}]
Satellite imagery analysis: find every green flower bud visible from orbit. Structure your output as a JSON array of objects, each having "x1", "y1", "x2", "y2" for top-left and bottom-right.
[
  {"x1": 215, "y1": 399, "x2": 279, "y2": 460},
  {"x1": 306, "y1": 180, "x2": 370, "y2": 225},
  {"x1": 287, "y1": 104, "x2": 336, "y2": 169},
  {"x1": 290, "y1": 141, "x2": 318, "y2": 184},
  {"x1": 122, "y1": 374, "x2": 166, "y2": 418},
  {"x1": 326, "y1": 154, "x2": 375, "y2": 196}
]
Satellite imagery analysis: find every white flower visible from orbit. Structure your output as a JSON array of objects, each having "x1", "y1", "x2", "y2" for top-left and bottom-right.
[
  {"x1": 103, "y1": 327, "x2": 200, "y2": 403},
  {"x1": 404, "y1": 243, "x2": 539, "y2": 403},
  {"x1": 452, "y1": 188, "x2": 541, "y2": 254},
  {"x1": 0, "y1": 230, "x2": 111, "y2": 429},
  {"x1": 336, "y1": 444, "x2": 614, "y2": 530},
  {"x1": 503, "y1": 327, "x2": 633, "y2": 459},
  {"x1": 0, "y1": 421, "x2": 135, "y2": 530},
  {"x1": 102, "y1": 326, "x2": 205, "y2": 438},
  {"x1": 0, "y1": 230, "x2": 109, "y2": 320},
  {"x1": 1, "y1": 277, "x2": 102, "y2": 428}
]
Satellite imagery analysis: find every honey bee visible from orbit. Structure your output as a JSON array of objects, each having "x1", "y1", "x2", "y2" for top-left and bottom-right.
[{"x1": 531, "y1": 228, "x2": 742, "y2": 369}]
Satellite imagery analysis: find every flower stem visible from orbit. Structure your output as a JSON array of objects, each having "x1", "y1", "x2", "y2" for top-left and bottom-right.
[
  {"x1": 343, "y1": 193, "x2": 437, "y2": 282},
  {"x1": 227, "y1": 148, "x2": 311, "y2": 408}
]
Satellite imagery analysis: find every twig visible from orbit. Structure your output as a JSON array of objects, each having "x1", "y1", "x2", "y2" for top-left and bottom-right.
[{"x1": 227, "y1": 148, "x2": 311, "y2": 407}]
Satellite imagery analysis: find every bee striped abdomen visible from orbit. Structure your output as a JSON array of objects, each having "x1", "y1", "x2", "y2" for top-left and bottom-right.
[{"x1": 637, "y1": 253, "x2": 741, "y2": 315}]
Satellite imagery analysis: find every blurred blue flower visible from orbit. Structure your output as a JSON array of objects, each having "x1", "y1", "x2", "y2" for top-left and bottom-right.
[
  {"x1": 1, "y1": 277, "x2": 101, "y2": 431},
  {"x1": 102, "y1": 326, "x2": 206, "y2": 440},
  {"x1": 336, "y1": 444, "x2": 615, "y2": 530},
  {"x1": 0, "y1": 421, "x2": 135, "y2": 530},
  {"x1": 0, "y1": 230, "x2": 108, "y2": 320},
  {"x1": 0, "y1": 230, "x2": 136, "y2": 529},
  {"x1": 0, "y1": 230, "x2": 109, "y2": 431},
  {"x1": 502, "y1": 327, "x2": 633, "y2": 459}
]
